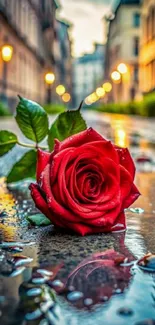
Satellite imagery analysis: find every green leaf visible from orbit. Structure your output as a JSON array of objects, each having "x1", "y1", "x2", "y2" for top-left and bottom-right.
[
  {"x1": 27, "y1": 213, "x2": 51, "y2": 226},
  {"x1": 16, "y1": 96, "x2": 49, "y2": 143},
  {"x1": 48, "y1": 109, "x2": 87, "y2": 150},
  {"x1": 7, "y1": 150, "x2": 37, "y2": 183},
  {"x1": 0, "y1": 130, "x2": 17, "y2": 156}
]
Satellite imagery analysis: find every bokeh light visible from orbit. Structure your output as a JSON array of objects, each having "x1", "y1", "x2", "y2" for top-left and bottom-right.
[
  {"x1": 117, "y1": 63, "x2": 128, "y2": 74},
  {"x1": 96, "y1": 87, "x2": 105, "y2": 98},
  {"x1": 56, "y1": 84, "x2": 66, "y2": 96},
  {"x1": 45, "y1": 72, "x2": 55, "y2": 85},
  {"x1": 62, "y1": 92, "x2": 71, "y2": 103},
  {"x1": 1, "y1": 45, "x2": 13, "y2": 62},
  {"x1": 111, "y1": 71, "x2": 121, "y2": 82},
  {"x1": 103, "y1": 82, "x2": 112, "y2": 92}
]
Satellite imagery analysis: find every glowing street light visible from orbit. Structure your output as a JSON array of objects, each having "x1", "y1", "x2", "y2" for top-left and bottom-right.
[
  {"x1": 44, "y1": 72, "x2": 55, "y2": 104},
  {"x1": 96, "y1": 87, "x2": 105, "y2": 98},
  {"x1": 62, "y1": 92, "x2": 71, "y2": 103},
  {"x1": 1, "y1": 44, "x2": 14, "y2": 105},
  {"x1": 56, "y1": 84, "x2": 66, "y2": 96},
  {"x1": 102, "y1": 82, "x2": 112, "y2": 93},
  {"x1": 44, "y1": 72, "x2": 55, "y2": 85},
  {"x1": 1, "y1": 45, "x2": 13, "y2": 62},
  {"x1": 111, "y1": 71, "x2": 121, "y2": 82},
  {"x1": 117, "y1": 63, "x2": 128, "y2": 75}
]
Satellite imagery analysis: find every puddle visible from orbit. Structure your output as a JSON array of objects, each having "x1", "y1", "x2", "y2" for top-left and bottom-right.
[{"x1": 1, "y1": 114, "x2": 155, "y2": 323}]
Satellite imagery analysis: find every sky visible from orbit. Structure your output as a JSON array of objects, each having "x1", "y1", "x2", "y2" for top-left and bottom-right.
[{"x1": 58, "y1": 0, "x2": 118, "y2": 57}]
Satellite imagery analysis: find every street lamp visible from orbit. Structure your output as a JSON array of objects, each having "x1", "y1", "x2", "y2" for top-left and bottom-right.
[
  {"x1": 1, "y1": 44, "x2": 13, "y2": 103},
  {"x1": 44, "y1": 72, "x2": 55, "y2": 104}
]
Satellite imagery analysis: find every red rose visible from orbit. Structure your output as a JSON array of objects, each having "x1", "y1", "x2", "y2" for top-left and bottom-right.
[{"x1": 30, "y1": 128, "x2": 140, "y2": 236}]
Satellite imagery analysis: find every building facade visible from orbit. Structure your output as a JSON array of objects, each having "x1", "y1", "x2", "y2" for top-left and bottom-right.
[
  {"x1": 139, "y1": 0, "x2": 155, "y2": 94},
  {"x1": 73, "y1": 43, "x2": 105, "y2": 107},
  {"x1": 0, "y1": 0, "x2": 59, "y2": 112},
  {"x1": 105, "y1": 0, "x2": 141, "y2": 103},
  {"x1": 54, "y1": 19, "x2": 72, "y2": 102}
]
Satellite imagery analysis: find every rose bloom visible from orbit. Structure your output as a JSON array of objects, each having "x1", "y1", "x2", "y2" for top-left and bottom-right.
[{"x1": 30, "y1": 128, "x2": 140, "y2": 236}]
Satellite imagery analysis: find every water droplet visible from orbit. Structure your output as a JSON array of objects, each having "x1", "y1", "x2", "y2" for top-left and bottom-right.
[
  {"x1": 129, "y1": 208, "x2": 144, "y2": 214},
  {"x1": 138, "y1": 253, "x2": 155, "y2": 272},
  {"x1": 68, "y1": 285, "x2": 75, "y2": 292},
  {"x1": 7, "y1": 246, "x2": 23, "y2": 253},
  {"x1": 32, "y1": 277, "x2": 47, "y2": 284},
  {"x1": 40, "y1": 301, "x2": 54, "y2": 313},
  {"x1": 52, "y1": 280, "x2": 64, "y2": 288},
  {"x1": 117, "y1": 307, "x2": 133, "y2": 316},
  {"x1": 0, "y1": 241, "x2": 35, "y2": 249},
  {"x1": 114, "y1": 288, "x2": 122, "y2": 294},
  {"x1": 100, "y1": 296, "x2": 108, "y2": 302},
  {"x1": 84, "y1": 298, "x2": 93, "y2": 306},
  {"x1": 37, "y1": 269, "x2": 53, "y2": 277},
  {"x1": 9, "y1": 267, "x2": 25, "y2": 277},
  {"x1": 25, "y1": 308, "x2": 42, "y2": 320},
  {"x1": 26, "y1": 288, "x2": 42, "y2": 297},
  {"x1": 10, "y1": 255, "x2": 33, "y2": 267},
  {"x1": 67, "y1": 291, "x2": 84, "y2": 302}
]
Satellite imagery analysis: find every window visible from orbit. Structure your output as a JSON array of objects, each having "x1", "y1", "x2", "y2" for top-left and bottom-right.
[
  {"x1": 133, "y1": 13, "x2": 140, "y2": 27},
  {"x1": 133, "y1": 37, "x2": 139, "y2": 56}
]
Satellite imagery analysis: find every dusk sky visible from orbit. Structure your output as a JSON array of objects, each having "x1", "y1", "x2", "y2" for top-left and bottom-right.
[{"x1": 58, "y1": 0, "x2": 119, "y2": 57}]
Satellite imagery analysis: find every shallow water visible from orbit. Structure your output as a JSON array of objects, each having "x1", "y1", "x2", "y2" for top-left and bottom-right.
[{"x1": 0, "y1": 113, "x2": 155, "y2": 324}]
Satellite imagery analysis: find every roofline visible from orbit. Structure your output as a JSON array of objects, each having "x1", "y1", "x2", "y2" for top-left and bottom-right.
[
  {"x1": 56, "y1": 18, "x2": 72, "y2": 28},
  {"x1": 54, "y1": 0, "x2": 60, "y2": 9}
]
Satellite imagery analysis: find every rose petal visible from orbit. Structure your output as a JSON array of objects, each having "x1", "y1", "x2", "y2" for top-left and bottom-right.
[
  {"x1": 122, "y1": 183, "x2": 140, "y2": 209},
  {"x1": 29, "y1": 183, "x2": 52, "y2": 220},
  {"x1": 36, "y1": 149, "x2": 51, "y2": 182},
  {"x1": 120, "y1": 165, "x2": 133, "y2": 201},
  {"x1": 57, "y1": 128, "x2": 104, "y2": 151},
  {"x1": 115, "y1": 146, "x2": 135, "y2": 180}
]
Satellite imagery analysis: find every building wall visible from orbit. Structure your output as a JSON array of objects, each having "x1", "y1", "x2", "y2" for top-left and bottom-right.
[
  {"x1": 139, "y1": 0, "x2": 155, "y2": 94},
  {"x1": 73, "y1": 44, "x2": 105, "y2": 107},
  {"x1": 54, "y1": 19, "x2": 72, "y2": 102},
  {"x1": 106, "y1": 2, "x2": 141, "y2": 103},
  {"x1": 0, "y1": 0, "x2": 57, "y2": 112}
]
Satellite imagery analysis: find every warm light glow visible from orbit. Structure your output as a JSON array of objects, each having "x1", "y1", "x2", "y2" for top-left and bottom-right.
[
  {"x1": 115, "y1": 128, "x2": 126, "y2": 147},
  {"x1": 85, "y1": 97, "x2": 92, "y2": 105},
  {"x1": 45, "y1": 72, "x2": 55, "y2": 85},
  {"x1": 90, "y1": 92, "x2": 99, "y2": 103},
  {"x1": 62, "y1": 92, "x2": 71, "y2": 103},
  {"x1": 1, "y1": 45, "x2": 13, "y2": 62},
  {"x1": 56, "y1": 84, "x2": 66, "y2": 96},
  {"x1": 96, "y1": 87, "x2": 105, "y2": 98},
  {"x1": 111, "y1": 71, "x2": 121, "y2": 82},
  {"x1": 117, "y1": 63, "x2": 128, "y2": 75},
  {"x1": 103, "y1": 82, "x2": 112, "y2": 92}
]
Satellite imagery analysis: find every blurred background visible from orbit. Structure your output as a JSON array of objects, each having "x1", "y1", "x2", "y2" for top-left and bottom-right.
[{"x1": 0, "y1": 0, "x2": 154, "y2": 117}]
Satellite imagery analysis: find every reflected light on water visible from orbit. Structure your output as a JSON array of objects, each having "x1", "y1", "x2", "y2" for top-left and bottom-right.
[
  {"x1": 0, "y1": 177, "x2": 18, "y2": 239},
  {"x1": 115, "y1": 128, "x2": 128, "y2": 147}
]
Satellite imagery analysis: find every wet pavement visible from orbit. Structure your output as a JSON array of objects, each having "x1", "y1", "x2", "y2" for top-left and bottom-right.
[{"x1": 0, "y1": 112, "x2": 155, "y2": 324}]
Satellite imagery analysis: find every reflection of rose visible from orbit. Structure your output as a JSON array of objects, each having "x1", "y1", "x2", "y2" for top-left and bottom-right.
[
  {"x1": 67, "y1": 249, "x2": 133, "y2": 305},
  {"x1": 30, "y1": 128, "x2": 140, "y2": 236}
]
